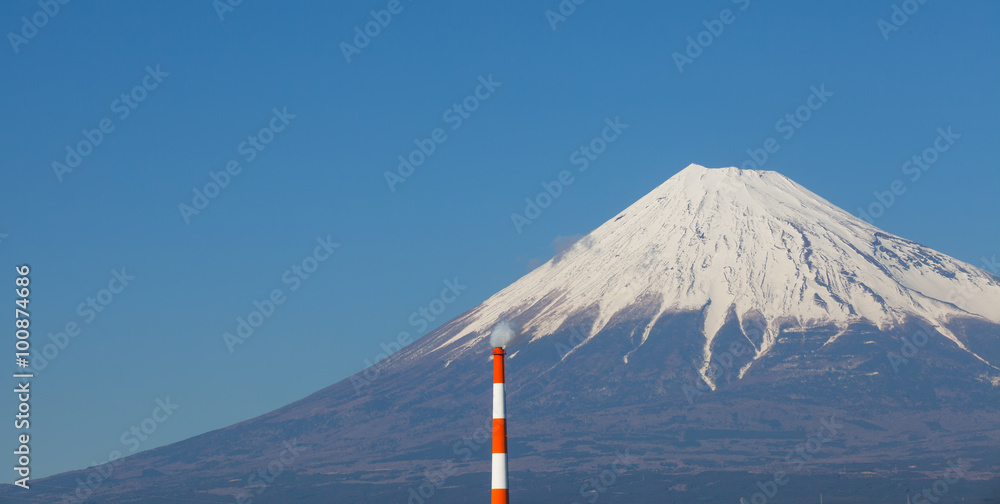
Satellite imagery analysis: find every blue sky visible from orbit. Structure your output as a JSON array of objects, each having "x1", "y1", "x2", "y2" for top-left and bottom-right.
[{"x1": 1, "y1": 0, "x2": 998, "y2": 479}]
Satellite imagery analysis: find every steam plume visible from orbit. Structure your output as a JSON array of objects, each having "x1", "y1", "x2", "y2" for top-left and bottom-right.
[{"x1": 489, "y1": 320, "x2": 520, "y2": 348}]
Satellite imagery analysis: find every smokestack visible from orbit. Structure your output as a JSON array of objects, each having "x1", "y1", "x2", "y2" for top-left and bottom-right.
[{"x1": 491, "y1": 347, "x2": 508, "y2": 503}]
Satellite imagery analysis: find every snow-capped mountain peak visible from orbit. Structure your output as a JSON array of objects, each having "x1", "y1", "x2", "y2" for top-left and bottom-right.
[{"x1": 428, "y1": 164, "x2": 1000, "y2": 379}]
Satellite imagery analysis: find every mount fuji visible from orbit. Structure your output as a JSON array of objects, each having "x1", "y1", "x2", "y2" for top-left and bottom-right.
[
  {"x1": 415, "y1": 164, "x2": 1000, "y2": 384},
  {"x1": 5, "y1": 164, "x2": 999, "y2": 503}
]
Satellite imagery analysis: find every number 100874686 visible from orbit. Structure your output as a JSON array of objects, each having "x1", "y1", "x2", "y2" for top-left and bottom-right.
[{"x1": 15, "y1": 265, "x2": 30, "y2": 368}]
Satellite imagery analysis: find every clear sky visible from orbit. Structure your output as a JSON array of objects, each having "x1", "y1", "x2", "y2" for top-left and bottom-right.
[{"x1": 1, "y1": 0, "x2": 998, "y2": 480}]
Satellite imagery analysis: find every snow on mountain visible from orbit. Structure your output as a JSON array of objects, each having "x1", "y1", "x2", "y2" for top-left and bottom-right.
[{"x1": 422, "y1": 164, "x2": 1000, "y2": 382}]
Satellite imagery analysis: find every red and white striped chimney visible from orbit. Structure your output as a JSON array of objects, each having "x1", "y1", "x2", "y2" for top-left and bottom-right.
[{"x1": 491, "y1": 347, "x2": 509, "y2": 503}]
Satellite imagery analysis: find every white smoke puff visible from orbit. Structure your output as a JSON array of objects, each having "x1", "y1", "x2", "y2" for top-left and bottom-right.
[{"x1": 489, "y1": 320, "x2": 520, "y2": 348}]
